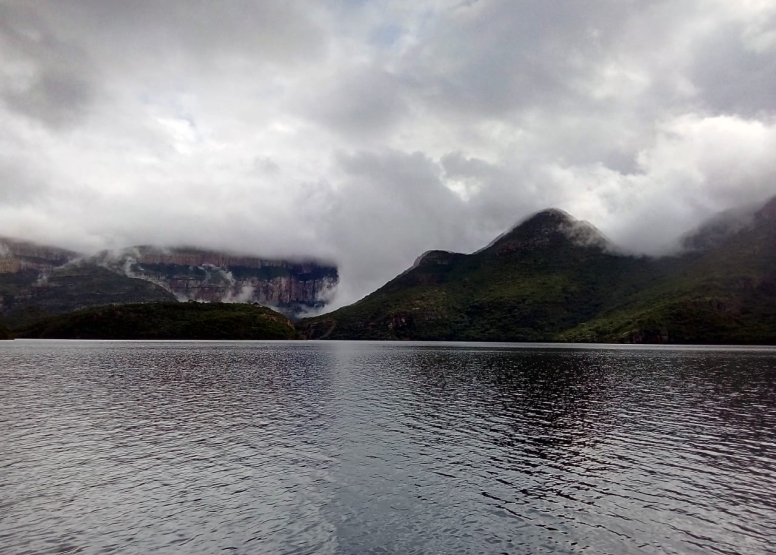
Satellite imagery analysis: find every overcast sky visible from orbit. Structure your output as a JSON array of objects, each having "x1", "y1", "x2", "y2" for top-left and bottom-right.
[{"x1": 1, "y1": 0, "x2": 775, "y2": 305}]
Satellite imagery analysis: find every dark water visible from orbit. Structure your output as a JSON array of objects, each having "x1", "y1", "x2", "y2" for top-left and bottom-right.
[{"x1": 2, "y1": 341, "x2": 776, "y2": 555}]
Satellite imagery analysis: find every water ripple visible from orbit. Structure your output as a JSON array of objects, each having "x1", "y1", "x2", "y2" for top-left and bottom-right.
[{"x1": 1, "y1": 340, "x2": 775, "y2": 554}]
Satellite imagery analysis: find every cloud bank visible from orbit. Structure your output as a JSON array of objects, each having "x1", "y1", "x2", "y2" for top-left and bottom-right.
[{"x1": 1, "y1": 0, "x2": 775, "y2": 306}]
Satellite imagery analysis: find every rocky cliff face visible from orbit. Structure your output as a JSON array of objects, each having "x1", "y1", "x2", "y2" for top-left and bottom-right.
[
  {"x1": 0, "y1": 237, "x2": 339, "y2": 327},
  {"x1": 0, "y1": 237, "x2": 177, "y2": 328},
  {"x1": 93, "y1": 246, "x2": 339, "y2": 317},
  {"x1": 0, "y1": 237, "x2": 78, "y2": 274},
  {"x1": 1, "y1": 237, "x2": 83, "y2": 321}
]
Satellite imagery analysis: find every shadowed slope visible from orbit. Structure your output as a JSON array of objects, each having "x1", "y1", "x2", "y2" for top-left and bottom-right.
[
  {"x1": 19, "y1": 302, "x2": 300, "y2": 340},
  {"x1": 300, "y1": 210, "x2": 664, "y2": 341},
  {"x1": 560, "y1": 196, "x2": 776, "y2": 344},
  {"x1": 0, "y1": 264, "x2": 177, "y2": 329},
  {"x1": 301, "y1": 198, "x2": 776, "y2": 344}
]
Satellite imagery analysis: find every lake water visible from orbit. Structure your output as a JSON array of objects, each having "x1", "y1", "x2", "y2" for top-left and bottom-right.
[{"x1": 2, "y1": 341, "x2": 776, "y2": 555}]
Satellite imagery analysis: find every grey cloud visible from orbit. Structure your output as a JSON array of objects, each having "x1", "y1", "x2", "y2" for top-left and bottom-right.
[
  {"x1": 400, "y1": 0, "x2": 635, "y2": 118},
  {"x1": 690, "y1": 19, "x2": 776, "y2": 116},
  {"x1": 0, "y1": 0, "x2": 329, "y2": 128},
  {"x1": 27, "y1": 0, "x2": 328, "y2": 66},
  {"x1": 254, "y1": 157, "x2": 281, "y2": 175},
  {"x1": 303, "y1": 66, "x2": 410, "y2": 140},
  {"x1": 319, "y1": 150, "x2": 472, "y2": 303},
  {"x1": 440, "y1": 152, "x2": 543, "y2": 238},
  {"x1": 3, "y1": 71, "x2": 94, "y2": 129},
  {"x1": 441, "y1": 152, "x2": 504, "y2": 184},
  {"x1": 0, "y1": 4, "x2": 99, "y2": 128},
  {"x1": 0, "y1": 161, "x2": 48, "y2": 205}
]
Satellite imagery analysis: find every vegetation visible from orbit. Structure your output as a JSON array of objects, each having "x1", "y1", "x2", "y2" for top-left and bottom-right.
[
  {"x1": 301, "y1": 210, "x2": 671, "y2": 341},
  {"x1": 558, "y1": 291, "x2": 776, "y2": 345},
  {"x1": 5, "y1": 199, "x2": 774, "y2": 344},
  {"x1": 301, "y1": 198, "x2": 776, "y2": 344},
  {"x1": 18, "y1": 302, "x2": 300, "y2": 340},
  {"x1": 558, "y1": 199, "x2": 776, "y2": 344},
  {"x1": 0, "y1": 264, "x2": 176, "y2": 329},
  {"x1": 0, "y1": 323, "x2": 12, "y2": 340}
]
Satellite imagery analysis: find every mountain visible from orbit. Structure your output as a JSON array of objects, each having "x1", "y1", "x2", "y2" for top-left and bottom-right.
[
  {"x1": 300, "y1": 197, "x2": 776, "y2": 344},
  {"x1": 0, "y1": 238, "x2": 176, "y2": 328},
  {"x1": 299, "y1": 209, "x2": 660, "y2": 341},
  {"x1": 0, "y1": 237, "x2": 339, "y2": 330},
  {"x1": 18, "y1": 302, "x2": 300, "y2": 340},
  {"x1": 0, "y1": 237, "x2": 77, "y2": 272},
  {"x1": 559, "y1": 196, "x2": 776, "y2": 344},
  {"x1": 93, "y1": 246, "x2": 338, "y2": 316},
  {"x1": 0, "y1": 263, "x2": 178, "y2": 329}
]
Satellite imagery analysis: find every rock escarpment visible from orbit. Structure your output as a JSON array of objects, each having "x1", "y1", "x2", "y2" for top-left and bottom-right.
[
  {"x1": 0, "y1": 237, "x2": 78, "y2": 274},
  {"x1": 93, "y1": 247, "x2": 339, "y2": 317},
  {"x1": 0, "y1": 237, "x2": 339, "y2": 328},
  {"x1": 0, "y1": 253, "x2": 177, "y2": 329}
]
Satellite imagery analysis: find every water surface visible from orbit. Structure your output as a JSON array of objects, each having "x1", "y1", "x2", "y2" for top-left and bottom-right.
[{"x1": 2, "y1": 340, "x2": 776, "y2": 554}]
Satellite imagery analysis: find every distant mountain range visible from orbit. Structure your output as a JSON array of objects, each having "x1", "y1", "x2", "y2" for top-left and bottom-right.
[
  {"x1": 93, "y1": 246, "x2": 338, "y2": 313},
  {"x1": 299, "y1": 196, "x2": 776, "y2": 344},
  {"x1": 3, "y1": 197, "x2": 774, "y2": 344},
  {"x1": 0, "y1": 240, "x2": 338, "y2": 328}
]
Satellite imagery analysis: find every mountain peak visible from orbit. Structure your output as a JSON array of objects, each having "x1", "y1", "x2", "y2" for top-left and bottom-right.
[
  {"x1": 525, "y1": 208, "x2": 575, "y2": 224},
  {"x1": 481, "y1": 208, "x2": 609, "y2": 255}
]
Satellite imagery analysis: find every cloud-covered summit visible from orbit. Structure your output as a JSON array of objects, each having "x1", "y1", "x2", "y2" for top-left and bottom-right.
[{"x1": 1, "y1": 0, "x2": 775, "y2": 306}]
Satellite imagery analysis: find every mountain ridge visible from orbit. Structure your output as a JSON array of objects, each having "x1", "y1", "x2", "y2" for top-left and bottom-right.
[
  {"x1": 482, "y1": 208, "x2": 611, "y2": 255},
  {"x1": 93, "y1": 245, "x2": 338, "y2": 315},
  {"x1": 2, "y1": 197, "x2": 772, "y2": 343},
  {"x1": 300, "y1": 196, "x2": 776, "y2": 344},
  {"x1": 0, "y1": 238, "x2": 339, "y2": 328}
]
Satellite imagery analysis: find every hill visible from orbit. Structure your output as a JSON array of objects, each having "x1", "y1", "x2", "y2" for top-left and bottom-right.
[
  {"x1": 0, "y1": 323, "x2": 12, "y2": 340},
  {"x1": 300, "y1": 197, "x2": 776, "y2": 344},
  {"x1": 0, "y1": 237, "x2": 340, "y2": 329},
  {"x1": 0, "y1": 263, "x2": 177, "y2": 329},
  {"x1": 93, "y1": 246, "x2": 338, "y2": 316},
  {"x1": 559, "y1": 197, "x2": 776, "y2": 344},
  {"x1": 18, "y1": 302, "x2": 300, "y2": 340}
]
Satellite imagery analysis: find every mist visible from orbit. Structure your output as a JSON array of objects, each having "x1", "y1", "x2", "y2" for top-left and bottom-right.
[{"x1": 1, "y1": 0, "x2": 775, "y2": 306}]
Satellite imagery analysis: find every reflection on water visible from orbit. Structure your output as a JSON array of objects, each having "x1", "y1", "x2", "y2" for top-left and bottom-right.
[{"x1": 1, "y1": 341, "x2": 775, "y2": 554}]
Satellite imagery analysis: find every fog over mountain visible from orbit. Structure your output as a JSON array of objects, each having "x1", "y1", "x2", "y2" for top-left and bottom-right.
[{"x1": 1, "y1": 0, "x2": 775, "y2": 307}]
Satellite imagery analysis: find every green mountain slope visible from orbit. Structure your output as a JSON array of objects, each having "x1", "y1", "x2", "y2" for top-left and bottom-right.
[
  {"x1": 559, "y1": 198, "x2": 776, "y2": 344},
  {"x1": 18, "y1": 302, "x2": 300, "y2": 340},
  {"x1": 301, "y1": 210, "x2": 665, "y2": 341},
  {"x1": 300, "y1": 199, "x2": 776, "y2": 344},
  {"x1": 0, "y1": 263, "x2": 177, "y2": 329}
]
